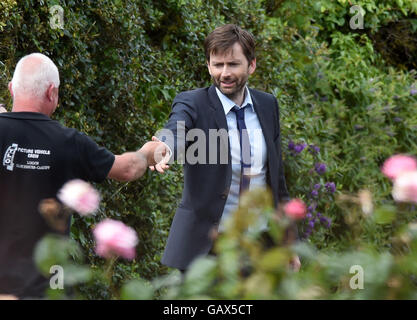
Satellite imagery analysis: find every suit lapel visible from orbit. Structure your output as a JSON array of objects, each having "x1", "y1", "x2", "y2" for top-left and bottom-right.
[
  {"x1": 250, "y1": 88, "x2": 275, "y2": 151},
  {"x1": 207, "y1": 85, "x2": 232, "y2": 192},
  {"x1": 207, "y1": 85, "x2": 230, "y2": 162},
  {"x1": 208, "y1": 85, "x2": 228, "y2": 131}
]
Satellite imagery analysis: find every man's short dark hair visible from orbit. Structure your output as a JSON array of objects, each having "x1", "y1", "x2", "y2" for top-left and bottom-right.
[{"x1": 204, "y1": 24, "x2": 256, "y2": 63}]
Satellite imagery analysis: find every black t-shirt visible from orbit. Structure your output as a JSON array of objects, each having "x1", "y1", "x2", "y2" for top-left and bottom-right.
[{"x1": 0, "y1": 112, "x2": 115, "y2": 298}]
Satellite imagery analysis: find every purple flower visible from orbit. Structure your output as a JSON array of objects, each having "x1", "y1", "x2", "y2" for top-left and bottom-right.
[
  {"x1": 294, "y1": 143, "x2": 307, "y2": 154},
  {"x1": 410, "y1": 89, "x2": 417, "y2": 96},
  {"x1": 325, "y1": 182, "x2": 336, "y2": 193},
  {"x1": 326, "y1": 218, "x2": 332, "y2": 228},
  {"x1": 313, "y1": 183, "x2": 321, "y2": 190},
  {"x1": 288, "y1": 141, "x2": 295, "y2": 151},
  {"x1": 316, "y1": 212, "x2": 322, "y2": 218},
  {"x1": 307, "y1": 202, "x2": 317, "y2": 212},
  {"x1": 306, "y1": 213, "x2": 313, "y2": 219},
  {"x1": 315, "y1": 163, "x2": 327, "y2": 175},
  {"x1": 311, "y1": 190, "x2": 319, "y2": 198},
  {"x1": 308, "y1": 221, "x2": 315, "y2": 228},
  {"x1": 308, "y1": 144, "x2": 320, "y2": 155},
  {"x1": 320, "y1": 217, "x2": 332, "y2": 228},
  {"x1": 303, "y1": 229, "x2": 312, "y2": 239}
]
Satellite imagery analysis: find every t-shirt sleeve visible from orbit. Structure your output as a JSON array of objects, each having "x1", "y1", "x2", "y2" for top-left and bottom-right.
[{"x1": 74, "y1": 132, "x2": 115, "y2": 183}]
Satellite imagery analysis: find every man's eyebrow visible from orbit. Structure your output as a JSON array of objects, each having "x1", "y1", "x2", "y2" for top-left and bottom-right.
[{"x1": 211, "y1": 59, "x2": 242, "y2": 64}]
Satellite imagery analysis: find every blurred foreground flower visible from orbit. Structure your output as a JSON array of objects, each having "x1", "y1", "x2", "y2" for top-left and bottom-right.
[
  {"x1": 57, "y1": 179, "x2": 100, "y2": 216},
  {"x1": 284, "y1": 199, "x2": 307, "y2": 220},
  {"x1": 358, "y1": 190, "x2": 373, "y2": 216},
  {"x1": 93, "y1": 219, "x2": 138, "y2": 260},
  {"x1": 381, "y1": 155, "x2": 417, "y2": 180},
  {"x1": 392, "y1": 171, "x2": 417, "y2": 204},
  {"x1": 0, "y1": 104, "x2": 7, "y2": 113},
  {"x1": 38, "y1": 198, "x2": 71, "y2": 232}
]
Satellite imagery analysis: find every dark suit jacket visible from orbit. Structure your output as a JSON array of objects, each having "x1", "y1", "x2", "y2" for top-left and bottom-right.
[{"x1": 159, "y1": 85, "x2": 290, "y2": 270}]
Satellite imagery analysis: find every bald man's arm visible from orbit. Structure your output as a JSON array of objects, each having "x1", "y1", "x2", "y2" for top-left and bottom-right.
[
  {"x1": 108, "y1": 151, "x2": 147, "y2": 182},
  {"x1": 107, "y1": 140, "x2": 170, "y2": 181}
]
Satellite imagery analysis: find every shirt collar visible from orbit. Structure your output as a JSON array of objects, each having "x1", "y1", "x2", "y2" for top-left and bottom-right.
[
  {"x1": 215, "y1": 86, "x2": 254, "y2": 115},
  {"x1": 0, "y1": 112, "x2": 51, "y2": 121}
]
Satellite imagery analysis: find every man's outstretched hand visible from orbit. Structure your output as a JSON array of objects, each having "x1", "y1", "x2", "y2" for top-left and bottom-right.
[{"x1": 140, "y1": 136, "x2": 171, "y2": 173}]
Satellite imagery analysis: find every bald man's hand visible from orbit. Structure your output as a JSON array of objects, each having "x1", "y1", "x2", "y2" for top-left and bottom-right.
[{"x1": 143, "y1": 136, "x2": 171, "y2": 173}]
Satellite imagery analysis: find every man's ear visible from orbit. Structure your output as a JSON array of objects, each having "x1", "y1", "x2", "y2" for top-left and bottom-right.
[
  {"x1": 46, "y1": 84, "x2": 55, "y2": 102},
  {"x1": 8, "y1": 82, "x2": 13, "y2": 97},
  {"x1": 248, "y1": 58, "x2": 256, "y2": 75},
  {"x1": 207, "y1": 60, "x2": 212, "y2": 76}
]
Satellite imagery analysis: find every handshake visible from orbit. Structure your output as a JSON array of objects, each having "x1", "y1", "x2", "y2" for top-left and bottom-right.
[{"x1": 138, "y1": 136, "x2": 172, "y2": 174}]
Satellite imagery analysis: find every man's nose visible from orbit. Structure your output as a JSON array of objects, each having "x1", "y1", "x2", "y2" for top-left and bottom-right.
[{"x1": 221, "y1": 65, "x2": 231, "y2": 78}]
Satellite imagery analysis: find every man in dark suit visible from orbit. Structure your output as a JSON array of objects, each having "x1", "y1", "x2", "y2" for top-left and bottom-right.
[{"x1": 156, "y1": 24, "x2": 300, "y2": 272}]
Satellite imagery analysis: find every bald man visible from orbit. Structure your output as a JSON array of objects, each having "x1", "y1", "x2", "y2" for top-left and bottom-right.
[{"x1": 0, "y1": 53, "x2": 170, "y2": 298}]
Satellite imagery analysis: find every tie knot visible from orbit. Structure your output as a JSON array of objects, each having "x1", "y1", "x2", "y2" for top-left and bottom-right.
[{"x1": 231, "y1": 105, "x2": 248, "y2": 120}]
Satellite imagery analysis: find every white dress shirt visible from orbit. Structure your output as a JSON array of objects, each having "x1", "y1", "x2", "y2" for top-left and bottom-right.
[{"x1": 215, "y1": 87, "x2": 268, "y2": 232}]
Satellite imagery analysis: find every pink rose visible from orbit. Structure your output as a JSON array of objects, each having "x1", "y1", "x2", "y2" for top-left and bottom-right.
[
  {"x1": 381, "y1": 155, "x2": 417, "y2": 180},
  {"x1": 392, "y1": 171, "x2": 417, "y2": 204},
  {"x1": 93, "y1": 219, "x2": 138, "y2": 260},
  {"x1": 284, "y1": 199, "x2": 307, "y2": 220},
  {"x1": 57, "y1": 179, "x2": 100, "y2": 216}
]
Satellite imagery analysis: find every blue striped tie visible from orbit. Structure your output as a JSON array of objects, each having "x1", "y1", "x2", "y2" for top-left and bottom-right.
[{"x1": 231, "y1": 105, "x2": 251, "y2": 195}]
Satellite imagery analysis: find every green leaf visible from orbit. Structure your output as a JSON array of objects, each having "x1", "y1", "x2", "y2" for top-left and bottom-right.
[
  {"x1": 258, "y1": 248, "x2": 289, "y2": 272},
  {"x1": 120, "y1": 279, "x2": 154, "y2": 300},
  {"x1": 374, "y1": 205, "x2": 396, "y2": 224},
  {"x1": 62, "y1": 265, "x2": 92, "y2": 285},
  {"x1": 34, "y1": 234, "x2": 84, "y2": 276},
  {"x1": 183, "y1": 256, "x2": 217, "y2": 296}
]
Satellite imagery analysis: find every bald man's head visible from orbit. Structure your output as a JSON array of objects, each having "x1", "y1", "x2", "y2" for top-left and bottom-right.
[
  {"x1": 10, "y1": 53, "x2": 60, "y2": 100},
  {"x1": 9, "y1": 53, "x2": 60, "y2": 115}
]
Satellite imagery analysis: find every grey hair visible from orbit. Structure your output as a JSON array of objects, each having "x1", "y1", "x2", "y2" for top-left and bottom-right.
[{"x1": 11, "y1": 53, "x2": 60, "y2": 98}]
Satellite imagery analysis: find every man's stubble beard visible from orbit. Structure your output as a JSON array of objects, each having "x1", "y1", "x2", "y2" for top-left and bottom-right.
[{"x1": 212, "y1": 75, "x2": 248, "y2": 103}]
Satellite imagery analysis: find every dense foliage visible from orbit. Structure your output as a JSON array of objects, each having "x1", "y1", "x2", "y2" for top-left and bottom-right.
[{"x1": 2, "y1": 0, "x2": 417, "y2": 299}]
